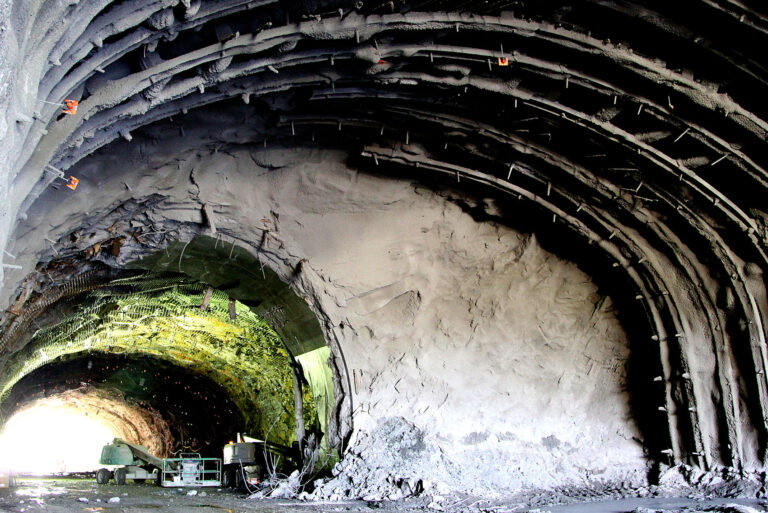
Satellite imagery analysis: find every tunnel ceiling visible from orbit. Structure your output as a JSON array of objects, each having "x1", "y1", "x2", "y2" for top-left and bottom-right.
[
  {"x1": 1, "y1": 0, "x2": 768, "y2": 478},
  {"x1": 128, "y1": 236, "x2": 327, "y2": 356}
]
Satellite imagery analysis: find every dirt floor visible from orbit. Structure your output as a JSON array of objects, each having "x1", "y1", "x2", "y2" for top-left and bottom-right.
[{"x1": 1, "y1": 478, "x2": 768, "y2": 513}]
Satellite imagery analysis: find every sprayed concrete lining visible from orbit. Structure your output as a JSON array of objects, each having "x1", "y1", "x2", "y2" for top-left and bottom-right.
[
  {"x1": 2, "y1": 0, "x2": 768, "y2": 502},
  {"x1": 8, "y1": 120, "x2": 646, "y2": 492}
]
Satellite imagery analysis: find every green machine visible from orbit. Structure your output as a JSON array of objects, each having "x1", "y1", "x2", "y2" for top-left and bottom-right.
[{"x1": 96, "y1": 439, "x2": 162, "y2": 485}]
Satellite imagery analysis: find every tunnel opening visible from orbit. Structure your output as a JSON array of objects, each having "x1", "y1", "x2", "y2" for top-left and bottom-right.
[
  {"x1": 0, "y1": 263, "x2": 344, "y2": 482},
  {"x1": 2, "y1": 353, "x2": 249, "y2": 460},
  {"x1": 0, "y1": 403, "x2": 115, "y2": 475}
]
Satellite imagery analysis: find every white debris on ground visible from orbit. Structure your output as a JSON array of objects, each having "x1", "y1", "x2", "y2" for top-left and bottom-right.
[
  {"x1": 654, "y1": 465, "x2": 766, "y2": 499},
  {"x1": 107, "y1": 496, "x2": 120, "y2": 503},
  {"x1": 711, "y1": 506, "x2": 765, "y2": 513},
  {"x1": 250, "y1": 470, "x2": 303, "y2": 499},
  {"x1": 245, "y1": 417, "x2": 446, "y2": 503},
  {"x1": 630, "y1": 505, "x2": 766, "y2": 513},
  {"x1": 307, "y1": 417, "x2": 450, "y2": 502},
  {"x1": 243, "y1": 416, "x2": 768, "y2": 508}
]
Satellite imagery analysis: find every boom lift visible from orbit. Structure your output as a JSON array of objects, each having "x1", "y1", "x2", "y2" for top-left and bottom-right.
[
  {"x1": 97, "y1": 439, "x2": 222, "y2": 487},
  {"x1": 96, "y1": 439, "x2": 162, "y2": 485}
]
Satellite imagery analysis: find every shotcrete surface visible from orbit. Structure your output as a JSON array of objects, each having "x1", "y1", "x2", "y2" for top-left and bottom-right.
[{"x1": 8, "y1": 129, "x2": 645, "y2": 494}]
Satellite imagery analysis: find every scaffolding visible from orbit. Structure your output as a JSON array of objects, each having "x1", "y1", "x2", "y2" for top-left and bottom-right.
[{"x1": 159, "y1": 454, "x2": 222, "y2": 487}]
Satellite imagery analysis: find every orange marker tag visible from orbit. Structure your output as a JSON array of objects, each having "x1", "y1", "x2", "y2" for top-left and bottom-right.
[
  {"x1": 62, "y1": 99, "x2": 78, "y2": 115},
  {"x1": 498, "y1": 57, "x2": 509, "y2": 66},
  {"x1": 66, "y1": 176, "x2": 79, "y2": 190}
]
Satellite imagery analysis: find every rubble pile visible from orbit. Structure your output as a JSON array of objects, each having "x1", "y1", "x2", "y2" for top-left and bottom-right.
[
  {"x1": 655, "y1": 465, "x2": 766, "y2": 500},
  {"x1": 310, "y1": 417, "x2": 453, "y2": 501}
]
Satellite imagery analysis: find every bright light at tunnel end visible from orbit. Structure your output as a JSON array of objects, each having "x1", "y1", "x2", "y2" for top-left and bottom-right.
[{"x1": 0, "y1": 406, "x2": 114, "y2": 474}]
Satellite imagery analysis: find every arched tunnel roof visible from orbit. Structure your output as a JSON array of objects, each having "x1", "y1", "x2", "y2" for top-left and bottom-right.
[
  {"x1": 130, "y1": 236, "x2": 327, "y2": 356},
  {"x1": 1, "y1": 0, "x2": 768, "y2": 494}
]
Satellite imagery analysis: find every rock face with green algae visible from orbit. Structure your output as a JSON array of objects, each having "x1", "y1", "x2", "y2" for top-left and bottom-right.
[
  {"x1": 128, "y1": 236, "x2": 339, "y2": 451},
  {"x1": 0, "y1": 274, "x2": 319, "y2": 449}
]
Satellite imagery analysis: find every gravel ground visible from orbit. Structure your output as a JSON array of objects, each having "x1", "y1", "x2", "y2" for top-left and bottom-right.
[
  {"x1": 1, "y1": 478, "x2": 768, "y2": 513},
  {"x1": 0, "y1": 477, "x2": 366, "y2": 513}
]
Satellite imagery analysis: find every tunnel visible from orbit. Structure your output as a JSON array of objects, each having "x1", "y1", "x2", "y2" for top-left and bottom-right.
[{"x1": 0, "y1": 0, "x2": 768, "y2": 508}]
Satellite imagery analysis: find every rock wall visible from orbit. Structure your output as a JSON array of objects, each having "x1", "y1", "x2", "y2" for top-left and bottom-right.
[{"x1": 9, "y1": 135, "x2": 647, "y2": 494}]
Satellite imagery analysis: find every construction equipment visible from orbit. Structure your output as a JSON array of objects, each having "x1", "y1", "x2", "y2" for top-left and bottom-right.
[
  {"x1": 221, "y1": 433, "x2": 298, "y2": 489},
  {"x1": 96, "y1": 439, "x2": 161, "y2": 485},
  {"x1": 158, "y1": 453, "x2": 221, "y2": 487},
  {"x1": 61, "y1": 99, "x2": 79, "y2": 115},
  {"x1": 38, "y1": 98, "x2": 79, "y2": 115},
  {"x1": 97, "y1": 439, "x2": 223, "y2": 487},
  {"x1": 222, "y1": 435, "x2": 263, "y2": 488}
]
